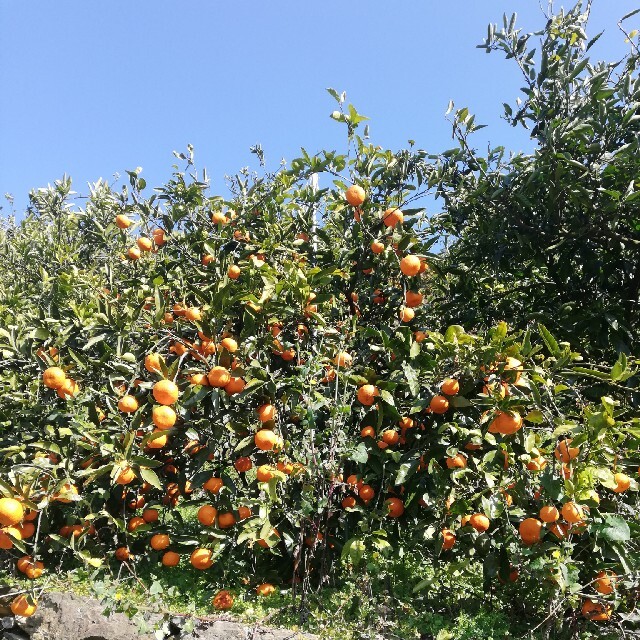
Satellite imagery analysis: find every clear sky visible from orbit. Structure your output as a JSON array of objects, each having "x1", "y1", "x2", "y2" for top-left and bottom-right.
[{"x1": 0, "y1": 1, "x2": 636, "y2": 214}]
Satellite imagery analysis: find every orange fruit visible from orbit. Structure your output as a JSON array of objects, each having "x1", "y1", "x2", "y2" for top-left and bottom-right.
[
  {"x1": 256, "y1": 465, "x2": 277, "y2": 482},
  {"x1": 218, "y1": 512, "x2": 236, "y2": 529},
  {"x1": 190, "y1": 548, "x2": 213, "y2": 569},
  {"x1": 469, "y1": 513, "x2": 490, "y2": 532},
  {"x1": 227, "y1": 265, "x2": 241, "y2": 280},
  {"x1": 399, "y1": 255, "x2": 421, "y2": 276},
  {"x1": 0, "y1": 528, "x2": 20, "y2": 549},
  {"x1": 527, "y1": 457, "x2": 548, "y2": 471},
  {"x1": 118, "y1": 394, "x2": 139, "y2": 413},
  {"x1": 382, "y1": 207, "x2": 403, "y2": 228},
  {"x1": 430, "y1": 395, "x2": 449, "y2": 414},
  {"x1": 256, "y1": 583, "x2": 276, "y2": 597},
  {"x1": 185, "y1": 307, "x2": 202, "y2": 322},
  {"x1": 357, "y1": 384, "x2": 379, "y2": 406},
  {"x1": 333, "y1": 352, "x2": 352, "y2": 368},
  {"x1": 399, "y1": 307, "x2": 415, "y2": 323},
  {"x1": 441, "y1": 378, "x2": 459, "y2": 395},
  {"x1": 56, "y1": 377, "x2": 79, "y2": 399},
  {"x1": 441, "y1": 528, "x2": 456, "y2": 550},
  {"x1": 445, "y1": 454, "x2": 467, "y2": 469},
  {"x1": 404, "y1": 291, "x2": 423, "y2": 308},
  {"x1": 581, "y1": 599, "x2": 611, "y2": 621},
  {"x1": 43, "y1": 366, "x2": 66, "y2": 389},
  {"x1": 144, "y1": 353, "x2": 162, "y2": 373},
  {"x1": 220, "y1": 337, "x2": 238, "y2": 353},
  {"x1": 212, "y1": 589, "x2": 235, "y2": 610},
  {"x1": 346, "y1": 474, "x2": 361, "y2": 487},
  {"x1": 342, "y1": 496, "x2": 356, "y2": 509},
  {"x1": 548, "y1": 522, "x2": 568, "y2": 539},
  {"x1": 561, "y1": 501, "x2": 584, "y2": 524},
  {"x1": 115, "y1": 547, "x2": 130, "y2": 561},
  {"x1": 24, "y1": 510, "x2": 40, "y2": 522},
  {"x1": 203, "y1": 477, "x2": 224, "y2": 494},
  {"x1": 10, "y1": 594, "x2": 37, "y2": 617},
  {"x1": 489, "y1": 411, "x2": 523, "y2": 435},
  {"x1": 345, "y1": 185, "x2": 366, "y2": 206},
  {"x1": 152, "y1": 228, "x2": 166, "y2": 245},
  {"x1": 385, "y1": 497, "x2": 404, "y2": 518},
  {"x1": 211, "y1": 211, "x2": 229, "y2": 225},
  {"x1": 399, "y1": 416, "x2": 414, "y2": 430},
  {"x1": 18, "y1": 522, "x2": 35, "y2": 539},
  {"x1": 224, "y1": 377, "x2": 246, "y2": 395},
  {"x1": 234, "y1": 457, "x2": 252, "y2": 472},
  {"x1": 162, "y1": 550, "x2": 180, "y2": 567},
  {"x1": 53, "y1": 482, "x2": 78, "y2": 504},
  {"x1": 414, "y1": 330, "x2": 427, "y2": 343},
  {"x1": 554, "y1": 439, "x2": 579, "y2": 463},
  {"x1": 594, "y1": 570, "x2": 617, "y2": 595},
  {"x1": 197, "y1": 505, "x2": 218, "y2": 526},
  {"x1": 153, "y1": 379, "x2": 179, "y2": 405},
  {"x1": 238, "y1": 506, "x2": 252, "y2": 520},
  {"x1": 128, "y1": 246, "x2": 141, "y2": 260},
  {"x1": 147, "y1": 430, "x2": 168, "y2": 449},
  {"x1": 257, "y1": 403, "x2": 276, "y2": 423},
  {"x1": 613, "y1": 472, "x2": 631, "y2": 493},
  {"x1": 116, "y1": 467, "x2": 136, "y2": 485},
  {"x1": 152, "y1": 405, "x2": 177, "y2": 430},
  {"x1": 381, "y1": 430, "x2": 400, "y2": 445},
  {"x1": 503, "y1": 357, "x2": 523, "y2": 382},
  {"x1": 0, "y1": 498, "x2": 24, "y2": 526},
  {"x1": 142, "y1": 508, "x2": 159, "y2": 523},
  {"x1": 137, "y1": 237, "x2": 152, "y2": 251},
  {"x1": 359, "y1": 484, "x2": 375, "y2": 502},
  {"x1": 519, "y1": 518, "x2": 542, "y2": 545},
  {"x1": 208, "y1": 366, "x2": 231, "y2": 388},
  {"x1": 127, "y1": 516, "x2": 146, "y2": 532},
  {"x1": 539, "y1": 505, "x2": 559, "y2": 523},
  {"x1": 189, "y1": 373, "x2": 209, "y2": 386},
  {"x1": 150, "y1": 533, "x2": 170, "y2": 550},
  {"x1": 115, "y1": 214, "x2": 132, "y2": 229},
  {"x1": 371, "y1": 240, "x2": 385, "y2": 254},
  {"x1": 361, "y1": 426, "x2": 376, "y2": 438},
  {"x1": 255, "y1": 429, "x2": 281, "y2": 451}
]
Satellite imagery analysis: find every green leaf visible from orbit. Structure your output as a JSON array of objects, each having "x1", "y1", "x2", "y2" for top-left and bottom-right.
[
  {"x1": 413, "y1": 576, "x2": 436, "y2": 593},
  {"x1": 342, "y1": 537, "x2": 365, "y2": 565},
  {"x1": 444, "y1": 325, "x2": 465, "y2": 344},
  {"x1": 401, "y1": 361, "x2": 419, "y2": 396},
  {"x1": 538, "y1": 324, "x2": 560, "y2": 357},
  {"x1": 149, "y1": 581, "x2": 164, "y2": 595},
  {"x1": 610, "y1": 352, "x2": 628, "y2": 381},
  {"x1": 594, "y1": 516, "x2": 630, "y2": 542},
  {"x1": 380, "y1": 390, "x2": 395, "y2": 406},
  {"x1": 139, "y1": 467, "x2": 163, "y2": 490},
  {"x1": 350, "y1": 443, "x2": 369, "y2": 464}
]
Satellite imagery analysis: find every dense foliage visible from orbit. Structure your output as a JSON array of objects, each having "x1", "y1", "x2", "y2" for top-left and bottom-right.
[
  {"x1": 431, "y1": 4, "x2": 640, "y2": 355},
  {"x1": 0, "y1": 3, "x2": 639, "y2": 638}
]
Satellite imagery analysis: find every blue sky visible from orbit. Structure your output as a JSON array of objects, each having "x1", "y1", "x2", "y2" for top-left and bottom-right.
[{"x1": 0, "y1": 1, "x2": 636, "y2": 214}]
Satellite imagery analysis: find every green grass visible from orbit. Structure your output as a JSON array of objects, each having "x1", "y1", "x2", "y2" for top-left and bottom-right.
[{"x1": 9, "y1": 549, "x2": 580, "y2": 640}]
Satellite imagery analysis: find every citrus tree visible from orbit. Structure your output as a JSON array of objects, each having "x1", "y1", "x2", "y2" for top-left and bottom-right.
[
  {"x1": 0, "y1": 5, "x2": 639, "y2": 637},
  {"x1": 430, "y1": 3, "x2": 640, "y2": 356}
]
